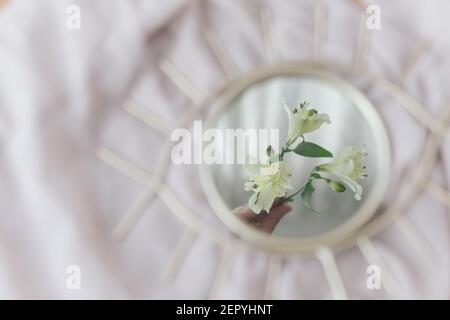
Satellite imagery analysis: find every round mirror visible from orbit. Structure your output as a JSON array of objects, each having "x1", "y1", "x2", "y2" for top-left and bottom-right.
[{"x1": 199, "y1": 64, "x2": 390, "y2": 253}]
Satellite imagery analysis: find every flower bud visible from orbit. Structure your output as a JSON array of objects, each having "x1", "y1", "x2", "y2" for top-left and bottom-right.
[
  {"x1": 266, "y1": 145, "x2": 274, "y2": 157},
  {"x1": 328, "y1": 180, "x2": 346, "y2": 193}
]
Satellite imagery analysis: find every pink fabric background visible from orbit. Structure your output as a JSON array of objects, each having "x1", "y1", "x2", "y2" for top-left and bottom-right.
[{"x1": 0, "y1": 0, "x2": 449, "y2": 299}]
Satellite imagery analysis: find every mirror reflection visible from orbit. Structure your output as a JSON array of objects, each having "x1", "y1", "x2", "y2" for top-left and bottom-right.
[{"x1": 209, "y1": 75, "x2": 379, "y2": 239}]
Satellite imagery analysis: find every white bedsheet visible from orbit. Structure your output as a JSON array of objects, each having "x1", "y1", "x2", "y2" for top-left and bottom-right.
[{"x1": 0, "y1": 0, "x2": 449, "y2": 299}]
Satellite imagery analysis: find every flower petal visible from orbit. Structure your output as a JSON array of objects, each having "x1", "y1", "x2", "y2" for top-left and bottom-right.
[
  {"x1": 248, "y1": 192, "x2": 262, "y2": 214},
  {"x1": 258, "y1": 182, "x2": 277, "y2": 213}
]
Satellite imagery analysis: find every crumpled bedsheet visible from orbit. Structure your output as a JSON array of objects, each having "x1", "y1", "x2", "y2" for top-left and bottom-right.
[{"x1": 0, "y1": 0, "x2": 449, "y2": 299}]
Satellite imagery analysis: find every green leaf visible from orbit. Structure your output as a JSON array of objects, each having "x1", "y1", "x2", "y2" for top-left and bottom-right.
[
  {"x1": 293, "y1": 141, "x2": 333, "y2": 158},
  {"x1": 283, "y1": 197, "x2": 294, "y2": 203},
  {"x1": 310, "y1": 172, "x2": 322, "y2": 179},
  {"x1": 327, "y1": 180, "x2": 346, "y2": 193},
  {"x1": 300, "y1": 181, "x2": 316, "y2": 210}
]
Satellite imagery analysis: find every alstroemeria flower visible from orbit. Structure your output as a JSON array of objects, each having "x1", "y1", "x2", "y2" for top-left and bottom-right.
[
  {"x1": 316, "y1": 146, "x2": 367, "y2": 200},
  {"x1": 284, "y1": 102, "x2": 331, "y2": 144},
  {"x1": 244, "y1": 162, "x2": 293, "y2": 214}
]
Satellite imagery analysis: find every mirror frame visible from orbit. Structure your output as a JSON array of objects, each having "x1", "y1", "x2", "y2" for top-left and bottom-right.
[{"x1": 199, "y1": 63, "x2": 391, "y2": 254}]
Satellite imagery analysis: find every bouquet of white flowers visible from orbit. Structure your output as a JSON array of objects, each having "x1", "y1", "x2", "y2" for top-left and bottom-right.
[{"x1": 244, "y1": 101, "x2": 367, "y2": 214}]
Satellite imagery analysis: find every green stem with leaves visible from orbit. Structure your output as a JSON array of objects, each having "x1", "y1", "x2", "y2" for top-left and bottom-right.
[
  {"x1": 280, "y1": 170, "x2": 317, "y2": 203},
  {"x1": 266, "y1": 132, "x2": 335, "y2": 210}
]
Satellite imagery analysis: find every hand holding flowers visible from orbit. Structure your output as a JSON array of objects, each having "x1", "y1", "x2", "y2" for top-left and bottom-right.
[{"x1": 245, "y1": 101, "x2": 367, "y2": 214}]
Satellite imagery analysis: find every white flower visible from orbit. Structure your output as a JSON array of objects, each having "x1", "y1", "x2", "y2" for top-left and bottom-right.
[
  {"x1": 317, "y1": 146, "x2": 367, "y2": 200},
  {"x1": 244, "y1": 162, "x2": 292, "y2": 214},
  {"x1": 284, "y1": 102, "x2": 331, "y2": 144}
]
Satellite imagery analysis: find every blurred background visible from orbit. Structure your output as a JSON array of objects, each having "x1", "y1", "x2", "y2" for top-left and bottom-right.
[{"x1": 0, "y1": 0, "x2": 449, "y2": 299}]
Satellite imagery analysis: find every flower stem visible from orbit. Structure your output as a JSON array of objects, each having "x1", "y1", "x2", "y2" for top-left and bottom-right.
[
  {"x1": 279, "y1": 136, "x2": 303, "y2": 161},
  {"x1": 279, "y1": 168, "x2": 321, "y2": 203},
  {"x1": 280, "y1": 176, "x2": 311, "y2": 203},
  {"x1": 281, "y1": 185, "x2": 306, "y2": 203}
]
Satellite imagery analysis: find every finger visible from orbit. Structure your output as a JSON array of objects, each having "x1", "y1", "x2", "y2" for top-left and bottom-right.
[
  {"x1": 254, "y1": 203, "x2": 291, "y2": 224},
  {"x1": 259, "y1": 203, "x2": 292, "y2": 233},
  {"x1": 232, "y1": 206, "x2": 258, "y2": 222}
]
